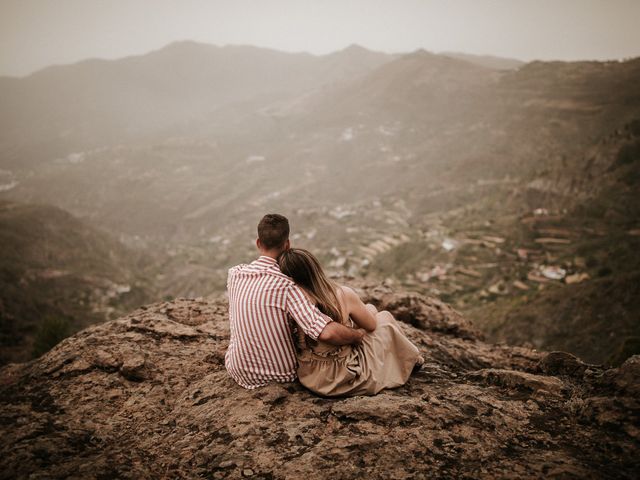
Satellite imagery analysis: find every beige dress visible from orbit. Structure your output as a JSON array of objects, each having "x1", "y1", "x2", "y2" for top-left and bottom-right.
[{"x1": 290, "y1": 306, "x2": 422, "y2": 397}]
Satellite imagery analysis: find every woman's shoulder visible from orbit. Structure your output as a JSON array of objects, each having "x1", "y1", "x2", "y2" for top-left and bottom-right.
[
  {"x1": 336, "y1": 285, "x2": 359, "y2": 304},
  {"x1": 336, "y1": 284, "x2": 357, "y2": 294}
]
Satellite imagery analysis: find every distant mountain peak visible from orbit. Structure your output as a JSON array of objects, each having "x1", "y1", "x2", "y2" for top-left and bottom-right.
[
  {"x1": 439, "y1": 51, "x2": 525, "y2": 70},
  {"x1": 402, "y1": 48, "x2": 441, "y2": 62},
  {"x1": 157, "y1": 39, "x2": 218, "y2": 50},
  {"x1": 343, "y1": 43, "x2": 369, "y2": 52},
  {"x1": 165, "y1": 39, "x2": 209, "y2": 47},
  {"x1": 331, "y1": 43, "x2": 377, "y2": 58}
]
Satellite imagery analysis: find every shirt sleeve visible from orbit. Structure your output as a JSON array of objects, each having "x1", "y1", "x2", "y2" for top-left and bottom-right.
[{"x1": 285, "y1": 284, "x2": 332, "y2": 340}]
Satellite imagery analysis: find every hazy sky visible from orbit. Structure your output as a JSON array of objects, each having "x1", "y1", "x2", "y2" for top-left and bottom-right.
[{"x1": 1, "y1": 0, "x2": 639, "y2": 77}]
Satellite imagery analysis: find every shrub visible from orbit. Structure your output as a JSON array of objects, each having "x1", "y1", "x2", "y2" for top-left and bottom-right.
[
  {"x1": 609, "y1": 336, "x2": 640, "y2": 366},
  {"x1": 628, "y1": 118, "x2": 640, "y2": 137},
  {"x1": 31, "y1": 315, "x2": 71, "y2": 358},
  {"x1": 615, "y1": 141, "x2": 640, "y2": 167}
]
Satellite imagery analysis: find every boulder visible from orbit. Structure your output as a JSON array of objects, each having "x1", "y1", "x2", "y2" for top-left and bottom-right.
[{"x1": 0, "y1": 292, "x2": 638, "y2": 479}]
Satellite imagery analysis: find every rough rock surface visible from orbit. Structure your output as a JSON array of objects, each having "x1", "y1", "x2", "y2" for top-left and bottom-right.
[{"x1": 0, "y1": 287, "x2": 638, "y2": 479}]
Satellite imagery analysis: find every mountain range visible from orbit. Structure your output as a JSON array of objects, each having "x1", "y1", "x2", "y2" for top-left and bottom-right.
[{"x1": 0, "y1": 40, "x2": 638, "y2": 366}]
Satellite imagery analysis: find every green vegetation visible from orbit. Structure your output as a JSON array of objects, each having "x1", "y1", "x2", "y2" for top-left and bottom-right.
[
  {"x1": 614, "y1": 140, "x2": 640, "y2": 167},
  {"x1": 31, "y1": 315, "x2": 71, "y2": 358},
  {"x1": 0, "y1": 201, "x2": 156, "y2": 365},
  {"x1": 609, "y1": 337, "x2": 640, "y2": 366},
  {"x1": 463, "y1": 133, "x2": 640, "y2": 365},
  {"x1": 370, "y1": 241, "x2": 431, "y2": 278}
]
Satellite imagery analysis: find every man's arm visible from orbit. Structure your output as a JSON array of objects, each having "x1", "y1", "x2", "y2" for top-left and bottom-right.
[
  {"x1": 286, "y1": 284, "x2": 363, "y2": 345},
  {"x1": 318, "y1": 321, "x2": 365, "y2": 345}
]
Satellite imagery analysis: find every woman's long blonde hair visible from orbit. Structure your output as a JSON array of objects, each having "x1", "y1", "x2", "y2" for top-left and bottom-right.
[{"x1": 278, "y1": 248, "x2": 342, "y2": 323}]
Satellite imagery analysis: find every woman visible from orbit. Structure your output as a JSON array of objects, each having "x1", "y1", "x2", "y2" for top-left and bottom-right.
[{"x1": 278, "y1": 248, "x2": 424, "y2": 397}]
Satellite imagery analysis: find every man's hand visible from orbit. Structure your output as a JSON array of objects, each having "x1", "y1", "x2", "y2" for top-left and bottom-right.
[{"x1": 318, "y1": 321, "x2": 366, "y2": 346}]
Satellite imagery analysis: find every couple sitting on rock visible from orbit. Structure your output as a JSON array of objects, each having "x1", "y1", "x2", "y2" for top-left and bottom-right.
[{"x1": 224, "y1": 213, "x2": 424, "y2": 397}]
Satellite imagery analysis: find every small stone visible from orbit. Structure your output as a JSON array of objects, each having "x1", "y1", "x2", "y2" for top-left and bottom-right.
[
  {"x1": 93, "y1": 350, "x2": 121, "y2": 370},
  {"x1": 119, "y1": 354, "x2": 147, "y2": 381},
  {"x1": 242, "y1": 468, "x2": 254, "y2": 477},
  {"x1": 538, "y1": 351, "x2": 590, "y2": 377},
  {"x1": 254, "y1": 384, "x2": 289, "y2": 405}
]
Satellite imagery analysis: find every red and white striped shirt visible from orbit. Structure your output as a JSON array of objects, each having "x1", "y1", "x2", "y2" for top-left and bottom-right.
[{"x1": 224, "y1": 255, "x2": 332, "y2": 389}]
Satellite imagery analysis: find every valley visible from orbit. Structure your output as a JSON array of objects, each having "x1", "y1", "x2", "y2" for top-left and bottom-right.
[{"x1": 1, "y1": 41, "x2": 639, "y2": 365}]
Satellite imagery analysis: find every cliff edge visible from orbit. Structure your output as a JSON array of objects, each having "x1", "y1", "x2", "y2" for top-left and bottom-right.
[{"x1": 0, "y1": 286, "x2": 638, "y2": 479}]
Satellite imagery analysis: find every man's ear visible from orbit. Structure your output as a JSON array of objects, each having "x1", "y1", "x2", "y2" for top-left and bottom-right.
[
  {"x1": 256, "y1": 238, "x2": 262, "y2": 250},
  {"x1": 284, "y1": 239, "x2": 290, "y2": 250}
]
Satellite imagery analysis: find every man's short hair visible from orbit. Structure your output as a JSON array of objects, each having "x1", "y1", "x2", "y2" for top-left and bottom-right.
[{"x1": 258, "y1": 214, "x2": 290, "y2": 250}]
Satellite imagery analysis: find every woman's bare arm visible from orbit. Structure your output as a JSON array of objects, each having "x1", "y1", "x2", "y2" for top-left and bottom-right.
[{"x1": 341, "y1": 286, "x2": 377, "y2": 332}]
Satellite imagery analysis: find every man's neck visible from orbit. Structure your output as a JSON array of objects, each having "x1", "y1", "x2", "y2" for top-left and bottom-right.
[{"x1": 259, "y1": 251, "x2": 279, "y2": 260}]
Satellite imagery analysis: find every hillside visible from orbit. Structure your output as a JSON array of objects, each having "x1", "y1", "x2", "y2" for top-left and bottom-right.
[
  {"x1": 0, "y1": 288, "x2": 637, "y2": 479},
  {"x1": 388, "y1": 118, "x2": 640, "y2": 365},
  {"x1": 462, "y1": 123, "x2": 640, "y2": 364},
  {"x1": 0, "y1": 200, "x2": 156, "y2": 365}
]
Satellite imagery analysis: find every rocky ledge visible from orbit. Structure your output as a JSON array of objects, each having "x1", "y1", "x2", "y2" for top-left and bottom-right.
[{"x1": 0, "y1": 286, "x2": 638, "y2": 479}]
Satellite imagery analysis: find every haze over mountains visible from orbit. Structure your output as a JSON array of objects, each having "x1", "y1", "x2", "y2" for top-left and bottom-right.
[
  {"x1": 1, "y1": 40, "x2": 639, "y2": 366},
  {"x1": 0, "y1": 41, "x2": 397, "y2": 167}
]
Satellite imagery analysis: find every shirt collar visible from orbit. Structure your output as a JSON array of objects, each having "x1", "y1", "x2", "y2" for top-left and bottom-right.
[{"x1": 254, "y1": 255, "x2": 279, "y2": 267}]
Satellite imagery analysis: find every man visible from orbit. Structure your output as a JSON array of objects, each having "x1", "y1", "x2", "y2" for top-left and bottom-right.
[{"x1": 225, "y1": 213, "x2": 365, "y2": 389}]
